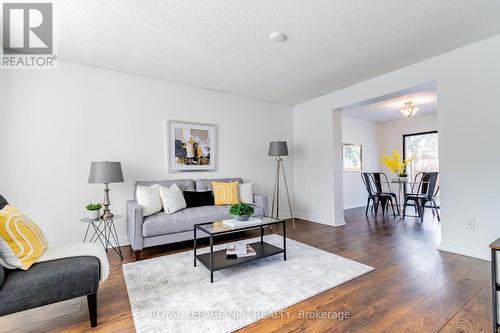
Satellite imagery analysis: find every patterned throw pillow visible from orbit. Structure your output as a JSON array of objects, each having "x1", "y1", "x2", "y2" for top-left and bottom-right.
[
  {"x1": 212, "y1": 181, "x2": 240, "y2": 206},
  {"x1": 136, "y1": 184, "x2": 162, "y2": 217},
  {"x1": 159, "y1": 183, "x2": 187, "y2": 214},
  {"x1": 239, "y1": 182, "x2": 254, "y2": 204},
  {"x1": 0, "y1": 205, "x2": 48, "y2": 270}
]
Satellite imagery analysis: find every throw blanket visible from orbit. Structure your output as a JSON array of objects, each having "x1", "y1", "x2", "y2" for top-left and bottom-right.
[{"x1": 36, "y1": 243, "x2": 110, "y2": 282}]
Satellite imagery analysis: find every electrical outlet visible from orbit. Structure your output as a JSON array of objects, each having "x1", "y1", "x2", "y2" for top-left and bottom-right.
[{"x1": 465, "y1": 218, "x2": 476, "y2": 231}]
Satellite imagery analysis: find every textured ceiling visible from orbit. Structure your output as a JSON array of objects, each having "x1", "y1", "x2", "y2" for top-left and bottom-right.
[
  {"x1": 342, "y1": 85, "x2": 437, "y2": 123},
  {"x1": 54, "y1": 0, "x2": 500, "y2": 105}
]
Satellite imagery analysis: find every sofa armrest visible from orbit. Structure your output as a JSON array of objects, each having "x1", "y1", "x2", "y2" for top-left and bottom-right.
[
  {"x1": 127, "y1": 200, "x2": 144, "y2": 251},
  {"x1": 253, "y1": 193, "x2": 268, "y2": 216}
]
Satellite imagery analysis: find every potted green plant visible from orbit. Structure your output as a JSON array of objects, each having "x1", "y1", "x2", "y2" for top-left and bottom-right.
[
  {"x1": 86, "y1": 203, "x2": 102, "y2": 220},
  {"x1": 229, "y1": 203, "x2": 255, "y2": 221}
]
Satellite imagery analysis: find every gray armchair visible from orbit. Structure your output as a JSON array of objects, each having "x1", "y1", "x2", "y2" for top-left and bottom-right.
[
  {"x1": 0, "y1": 194, "x2": 101, "y2": 328},
  {"x1": 0, "y1": 256, "x2": 100, "y2": 327}
]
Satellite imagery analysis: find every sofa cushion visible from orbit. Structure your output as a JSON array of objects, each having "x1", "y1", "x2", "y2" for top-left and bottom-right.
[
  {"x1": 142, "y1": 205, "x2": 265, "y2": 237},
  {"x1": 134, "y1": 180, "x2": 195, "y2": 200},
  {"x1": 0, "y1": 205, "x2": 49, "y2": 270},
  {"x1": 183, "y1": 191, "x2": 214, "y2": 208},
  {"x1": 159, "y1": 184, "x2": 186, "y2": 214},
  {"x1": 195, "y1": 178, "x2": 243, "y2": 192},
  {"x1": 0, "y1": 195, "x2": 7, "y2": 210},
  {"x1": 136, "y1": 184, "x2": 162, "y2": 217},
  {"x1": 0, "y1": 256, "x2": 99, "y2": 316},
  {"x1": 212, "y1": 181, "x2": 240, "y2": 205}
]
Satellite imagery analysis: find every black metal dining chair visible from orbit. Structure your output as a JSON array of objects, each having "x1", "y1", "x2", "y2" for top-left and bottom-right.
[
  {"x1": 361, "y1": 172, "x2": 377, "y2": 216},
  {"x1": 361, "y1": 172, "x2": 397, "y2": 217},
  {"x1": 403, "y1": 172, "x2": 439, "y2": 222},
  {"x1": 430, "y1": 184, "x2": 440, "y2": 221},
  {"x1": 371, "y1": 172, "x2": 400, "y2": 215}
]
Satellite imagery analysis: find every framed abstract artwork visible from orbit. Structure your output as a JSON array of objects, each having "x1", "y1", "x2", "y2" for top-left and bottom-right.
[
  {"x1": 168, "y1": 121, "x2": 216, "y2": 172},
  {"x1": 343, "y1": 144, "x2": 362, "y2": 171}
]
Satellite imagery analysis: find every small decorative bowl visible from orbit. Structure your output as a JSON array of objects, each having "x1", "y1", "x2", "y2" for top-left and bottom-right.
[{"x1": 233, "y1": 214, "x2": 250, "y2": 221}]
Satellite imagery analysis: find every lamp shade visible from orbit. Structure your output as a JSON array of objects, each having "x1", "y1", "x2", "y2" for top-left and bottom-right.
[
  {"x1": 88, "y1": 161, "x2": 124, "y2": 184},
  {"x1": 268, "y1": 141, "x2": 288, "y2": 156}
]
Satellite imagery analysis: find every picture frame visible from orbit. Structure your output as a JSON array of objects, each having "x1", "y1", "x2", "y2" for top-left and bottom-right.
[
  {"x1": 168, "y1": 121, "x2": 216, "y2": 172},
  {"x1": 343, "y1": 144, "x2": 362, "y2": 171}
]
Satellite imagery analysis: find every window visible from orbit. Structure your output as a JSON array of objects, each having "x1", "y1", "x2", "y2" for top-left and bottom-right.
[
  {"x1": 403, "y1": 131, "x2": 439, "y2": 181},
  {"x1": 343, "y1": 144, "x2": 362, "y2": 171}
]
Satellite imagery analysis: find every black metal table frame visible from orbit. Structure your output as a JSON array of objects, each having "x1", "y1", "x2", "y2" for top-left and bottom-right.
[
  {"x1": 194, "y1": 219, "x2": 286, "y2": 283},
  {"x1": 83, "y1": 218, "x2": 123, "y2": 259}
]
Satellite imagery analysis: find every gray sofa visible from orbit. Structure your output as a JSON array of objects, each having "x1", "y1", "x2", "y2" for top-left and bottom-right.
[{"x1": 127, "y1": 178, "x2": 268, "y2": 260}]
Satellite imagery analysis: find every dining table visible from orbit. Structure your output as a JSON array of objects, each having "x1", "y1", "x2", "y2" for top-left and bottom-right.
[{"x1": 387, "y1": 179, "x2": 415, "y2": 218}]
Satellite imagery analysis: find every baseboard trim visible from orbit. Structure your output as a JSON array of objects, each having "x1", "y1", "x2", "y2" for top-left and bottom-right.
[
  {"x1": 294, "y1": 212, "x2": 346, "y2": 227},
  {"x1": 279, "y1": 212, "x2": 292, "y2": 220},
  {"x1": 334, "y1": 217, "x2": 346, "y2": 226},
  {"x1": 438, "y1": 241, "x2": 490, "y2": 261},
  {"x1": 294, "y1": 212, "x2": 323, "y2": 224},
  {"x1": 343, "y1": 204, "x2": 365, "y2": 210},
  {"x1": 116, "y1": 237, "x2": 130, "y2": 248}
]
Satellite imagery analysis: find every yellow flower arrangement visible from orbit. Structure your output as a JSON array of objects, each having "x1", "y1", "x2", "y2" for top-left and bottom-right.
[{"x1": 381, "y1": 150, "x2": 416, "y2": 177}]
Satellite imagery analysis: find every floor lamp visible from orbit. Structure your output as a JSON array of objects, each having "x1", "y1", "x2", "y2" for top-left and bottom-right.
[{"x1": 269, "y1": 141, "x2": 296, "y2": 228}]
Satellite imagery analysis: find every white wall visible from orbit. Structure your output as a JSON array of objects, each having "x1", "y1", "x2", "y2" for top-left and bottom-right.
[
  {"x1": 292, "y1": 103, "x2": 335, "y2": 224},
  {"x1": 341, "y1": 116, "x2": 380, "y2": 209},
  {"x1": 1, "y1": 62, "x2": 293, "y2": 246},
  {"x1": 293, "y1": 34, "x2": 500, "y2": 260},
  {"x1": 378, "y1": 114, "x2": 438, "y2": 169}
]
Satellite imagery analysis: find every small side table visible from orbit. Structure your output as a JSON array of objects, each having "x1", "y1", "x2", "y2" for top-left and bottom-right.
[
  {"x1": 81, "y1": 215, "x2": 123, "y2": 259},
  {"x1": 490, "y1": 238, "x2": 500, "y2": 333}
]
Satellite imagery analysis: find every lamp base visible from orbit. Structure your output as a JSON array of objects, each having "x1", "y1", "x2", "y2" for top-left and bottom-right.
[
  {"x1": 102, "y1": 209, "x2": 114, "y2": 219},
  {"x1": 271, "y1": 158, "x2": 296, "y2": 228},
  {"x1": 102, "y1": 183, "x2": 114, "y2": 219}
]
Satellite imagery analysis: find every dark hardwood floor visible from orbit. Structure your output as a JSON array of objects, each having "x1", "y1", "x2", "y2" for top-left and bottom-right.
[{"x1": 0, "y1": 207, "x2": 492, "y2": 332}]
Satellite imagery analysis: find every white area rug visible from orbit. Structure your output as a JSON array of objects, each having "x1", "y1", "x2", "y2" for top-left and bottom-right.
[{"x1": 123, "y1": 234, "x2": 374, "y2": 333}]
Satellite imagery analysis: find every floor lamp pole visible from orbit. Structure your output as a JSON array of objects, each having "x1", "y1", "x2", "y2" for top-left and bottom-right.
[{"x1": 271, "y1": 157, "x2": 296, "y2": 228}]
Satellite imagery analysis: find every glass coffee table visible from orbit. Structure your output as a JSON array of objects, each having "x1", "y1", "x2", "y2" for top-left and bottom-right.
[{"x1": 193, "y1": 217, "x2": 287, "y2": 283}]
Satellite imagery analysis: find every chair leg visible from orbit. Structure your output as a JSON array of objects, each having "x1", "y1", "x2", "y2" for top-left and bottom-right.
[
  {"x1": 87, "y1": 293, "x2": 97, "y2": 328},
  {"x1": 392, "y1": 195, "x2": 400, "y2": 215},
  {"x1": 403, "y1": 199, "x2": 407, "y2": 218},
  {"x1": 389, "y1": 198, "x2": 396, "y2": 217},
  {"x1": 419, "y1": 200, "x2": 426, "y2": 223},
  {"x1": 135, "y1": 251, "x2": 141, "y2": 261},
  {"x1": 365, "y1": 198, "x2": 370, "y2": 216},
  {"x1": 414, "y1": 200, "x2": 421, "y2": 217},
  {"x1": 432, "y1": 200, "x2": 440, "y2": 221},
  {"x1": 374, "y1": 198, "x2": 379, "y2": 217}
]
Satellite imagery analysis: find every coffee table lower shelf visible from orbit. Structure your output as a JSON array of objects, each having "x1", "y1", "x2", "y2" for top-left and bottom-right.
[{"x1": 195, "y1": 241, "x2": 284, "y2": 276}]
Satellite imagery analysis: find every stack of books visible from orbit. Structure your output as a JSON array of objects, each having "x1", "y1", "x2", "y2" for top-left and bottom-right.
[{"x1": 226, "y1": 243, "x2": 256, "y2": 258}]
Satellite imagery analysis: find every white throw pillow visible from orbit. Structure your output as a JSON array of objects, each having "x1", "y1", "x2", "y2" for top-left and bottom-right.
[
  {"x1": 136, "y1": 184, "x2": 162, "y2": 217},
  {"x1": 239, "y1": 182, "x2": 254, "y2": 204},
  {"x1": 159, "y1": 183, "x2": 187, "y2": 214}
]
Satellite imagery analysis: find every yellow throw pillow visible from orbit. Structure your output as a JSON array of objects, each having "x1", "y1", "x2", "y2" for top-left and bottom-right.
[
  {"x1": 0, "y1": 205, "x2": 48, "y2": 270},
  {"x1": 212, "y1": 181, "x2": 240, "y2": 206}
]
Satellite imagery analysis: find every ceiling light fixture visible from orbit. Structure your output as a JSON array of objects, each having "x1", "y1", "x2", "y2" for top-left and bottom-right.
[
  {"x1": 400, "y1": 101, "x2": 419, "y2": 117},
  {"x1": 269, "y1": 32, "x2": 287, "y2": 43}
]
